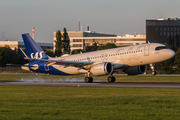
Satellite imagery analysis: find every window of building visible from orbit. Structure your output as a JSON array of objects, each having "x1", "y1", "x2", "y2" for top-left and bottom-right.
[
  {"x1": 171, "y1": 32, "x2": 173, "y2": 36},
  {"x1": 164, "y1": 27, "x2": 166, "y2": 31},
  {"x1": 164, "y1": 32, "x2": 166, "y2": 36},
  {"x1": 156, "y1": 27, "x2": 158, "y2": 31},
  {"x1": 174, "y1": 32, "x2": 176, "y2": 36},
  {"x1": 174, "y1": 27, "x2": 176, "y2": 31},
  {"x1": 167, "y1": 27, "x2": 169, "y2": 31},
  {"x1": 160, "y1": 27, "x2": 162, "y2": 31}
]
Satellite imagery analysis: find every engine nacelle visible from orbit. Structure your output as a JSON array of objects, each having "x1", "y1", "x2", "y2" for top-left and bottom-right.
[
  {"x1": 90, "y1": 62, "x2": 113, "y2": 76},
  {"x1": 123, "y1": 65, "x2": 146, "y2": 75}
]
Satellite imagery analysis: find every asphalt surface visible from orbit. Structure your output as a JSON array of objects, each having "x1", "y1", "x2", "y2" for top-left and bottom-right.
[{"x1": 1, "y1": 80, "x2": 180, "y2": 88}]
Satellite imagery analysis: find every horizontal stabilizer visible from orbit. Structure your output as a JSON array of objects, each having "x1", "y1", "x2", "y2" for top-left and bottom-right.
[{"x1": 6, "y1": 64, "x2": 34, "y2": 67}]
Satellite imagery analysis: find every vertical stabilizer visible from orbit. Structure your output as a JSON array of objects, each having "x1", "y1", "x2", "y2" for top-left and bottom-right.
[{"x1": 22, "y1": 33, "x2": 49, "y2": 59}]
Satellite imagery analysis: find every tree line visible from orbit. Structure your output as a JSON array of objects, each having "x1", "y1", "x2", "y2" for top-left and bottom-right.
[{"x1": 1, "y1": 29, "x2": 180, "y2": 73}]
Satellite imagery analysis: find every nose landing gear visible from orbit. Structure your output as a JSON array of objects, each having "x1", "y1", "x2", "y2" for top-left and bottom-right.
[{"x1": 150, "y1": 63, "x2": 157, "y2": 75}]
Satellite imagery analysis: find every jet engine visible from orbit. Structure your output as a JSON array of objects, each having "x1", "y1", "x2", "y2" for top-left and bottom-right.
[
  {"x1": 123, "y1": 65, "x2": 146, "y2": 75},
  {"x1": 90, "y1": 62, "x2": 113, "y2": 76}
]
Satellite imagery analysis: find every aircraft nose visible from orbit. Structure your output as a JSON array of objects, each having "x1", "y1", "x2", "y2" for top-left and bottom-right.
[{"x1": 168, "y1": 49, "x2": 175, "y2": 59}]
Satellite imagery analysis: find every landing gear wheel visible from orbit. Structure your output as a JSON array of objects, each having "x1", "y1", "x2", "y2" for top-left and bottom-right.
[
  {"x1": 85, "y1": 77, "x2": 93, "y2": 83},
  {"x1": 152, "y1": 71, "x2": 157, "y2": 75},
  {"x1": 107, "y1": 76, "x2": 116, "y2": 83}
]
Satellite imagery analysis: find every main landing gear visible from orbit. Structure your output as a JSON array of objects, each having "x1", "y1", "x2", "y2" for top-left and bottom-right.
[
  {"x1": 84, "y1": 72, "x2": 116, "y2": 83},
  {"x1": 150, "y1": 63, "x2": 157, "y2": 75},
  {"x1": 107, "y1": 76, "x2": 116, "y2": 82},
  {"x1": 85, "y1": 72, "x2": 93, "y2": 83},
  {"x1": 85, "y1": 77, "x2": 93, "y2": 83}
]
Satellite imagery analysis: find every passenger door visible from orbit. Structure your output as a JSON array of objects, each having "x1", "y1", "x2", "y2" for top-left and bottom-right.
[{"x1": 144, "y1": 44, "x2": 150, "y2": 56}]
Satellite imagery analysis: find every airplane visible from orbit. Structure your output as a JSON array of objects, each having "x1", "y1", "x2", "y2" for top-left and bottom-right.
[{"x1": 19, "y1": 33, "x2": 175, "y2": 83}]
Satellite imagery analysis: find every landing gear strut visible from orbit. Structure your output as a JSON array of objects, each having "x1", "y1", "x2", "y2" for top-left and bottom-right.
[
  {"x1": 150, "y1": 63, "x2": 157, "y2": 75},
  {"x1": 84, "y1": 71, "x2": 93, "y2": 83},
  {"x1": 107, "y1": 76, "x2": 116, "y2": 82}
]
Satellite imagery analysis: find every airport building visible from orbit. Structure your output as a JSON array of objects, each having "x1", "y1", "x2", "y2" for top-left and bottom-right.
[
  {"x1": 146, "y1": 18, "x2": 180, "y2": 49},
  {"x1": 53, "y1": 31, "x2": 146, "y2": 52},
  {"x1": 0, "y1": 40, "x2": 53, "y2": 51}
]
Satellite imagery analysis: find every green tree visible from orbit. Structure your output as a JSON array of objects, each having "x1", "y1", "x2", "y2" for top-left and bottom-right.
[
  {"x1": 175, "y1": 47, "x2": 180, "y2": 71},
  {"x1": 98, "y1": 43, "x2": 117, "y2": 50},
  {"x1": 62, "y1": 28, "x2": 70, "y2": 54},
  {"x1": 45, "y1": 49, "x2": 55, "y2": 57},
  {"x1": 63, "y1": 28, "x2": 69, "y2": 41},
  {"x1": 0, "y1": 46, "x2": 28, "y2": 66},
  {"x1": 72, "y1": 49, "x2": 83, "y2": 54},
  {"x1": 156, "y1": 43, "x2": 174, "y2": 73},
  {"x1": 55, "y1": 30, "x2": 62, "y2": 56}
]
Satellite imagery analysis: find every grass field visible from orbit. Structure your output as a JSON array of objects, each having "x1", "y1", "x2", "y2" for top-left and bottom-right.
[
  {"x1": 0, "y1": 86, "x2": 180, "y2": 120},
  {"x1": 1, "y1": 74, "x2": 180, "y2": 119}
]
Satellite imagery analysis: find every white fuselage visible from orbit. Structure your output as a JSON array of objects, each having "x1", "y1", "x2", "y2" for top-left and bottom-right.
[{"x1": 41, "y1": 43, "x2": 174, "y2": 75}]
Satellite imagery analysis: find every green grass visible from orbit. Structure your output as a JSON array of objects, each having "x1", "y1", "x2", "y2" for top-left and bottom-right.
[
  {"x1": 0, "y1": 86, "x2": 180, "y2": 119},
  {"x1": 1, "y1": 74, "x2": 180, "y2": 82}
]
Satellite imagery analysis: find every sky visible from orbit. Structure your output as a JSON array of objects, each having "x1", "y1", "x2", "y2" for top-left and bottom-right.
[{"x1": 1, "y1": 0, "x2": 180, "y2": 43}]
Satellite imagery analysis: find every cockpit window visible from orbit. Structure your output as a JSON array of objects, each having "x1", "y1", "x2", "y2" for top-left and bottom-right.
[{"x1": 155, "y1": 46, "x2": 167, "y2": 50}]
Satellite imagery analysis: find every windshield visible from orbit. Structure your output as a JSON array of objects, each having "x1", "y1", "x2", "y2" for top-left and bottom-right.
[{"x1": 155, "y1": 46, "x2": 167, "y2": 51}]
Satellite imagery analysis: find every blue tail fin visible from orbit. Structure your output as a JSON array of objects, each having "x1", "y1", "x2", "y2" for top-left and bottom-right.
[{"x1": 22, "y1": 33, "x2": 49, "y2": 59}]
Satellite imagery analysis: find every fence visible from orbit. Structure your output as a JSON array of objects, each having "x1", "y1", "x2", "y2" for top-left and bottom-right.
[{"x1": 0, "y1": 67, "x2": 31, "y2": 73}]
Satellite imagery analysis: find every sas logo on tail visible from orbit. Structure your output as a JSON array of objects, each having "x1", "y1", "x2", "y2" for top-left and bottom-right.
[{"x1": 31, "y1": 51, "x2": 44, "y2": 59}]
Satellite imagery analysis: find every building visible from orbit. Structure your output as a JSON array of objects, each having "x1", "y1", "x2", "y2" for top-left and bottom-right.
[
  {"x1": 0, "y1": 40, "x2": 53, "y2": 51},
  {"x1": 53, "y1": 31, "x2": 146, "y2": 52},
  {"x1": 53, "y1": 31, "x2": 117, "y2": 52},
  {"x1": 146, "y1": 18, "x2": 180, "y2": 50}
]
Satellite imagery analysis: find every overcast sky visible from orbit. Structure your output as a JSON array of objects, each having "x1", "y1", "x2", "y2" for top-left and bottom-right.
[{"x1": 0, "y1": 0, "x2": 180, "y2": 43}]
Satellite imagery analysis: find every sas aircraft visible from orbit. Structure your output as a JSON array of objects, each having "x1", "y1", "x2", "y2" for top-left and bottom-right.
[{"x1": 20, "y1": 33, "x2": 175, "y2": 83}]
